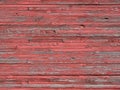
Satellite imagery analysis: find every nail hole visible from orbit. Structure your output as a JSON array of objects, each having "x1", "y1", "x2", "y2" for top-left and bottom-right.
[
  {"x1": 53, "y1": 30, "x2": 56, "y2": 33},
  {"x1": 16, "y1": 13, "x2": 18, "y2": 15},
  {"x1": 28, "y1": 39, "x2": 31, "y2": 42},
  {"x1": 80, "y1": 24, "x2": 85, "y2": 28},
  {"x1": 71, "y1": 57, "x2": 75, "y2": 60},
  {"x1": 104, "y1": 17, "x2": 109, "y2": 20}
]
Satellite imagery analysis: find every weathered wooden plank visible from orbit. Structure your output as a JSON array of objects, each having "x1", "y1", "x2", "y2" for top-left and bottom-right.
[
  {"x1": 0, "y1": 14, "x2": 119, "y2": 24},
  {"x1": 0, "y1": 1, "x2": 120, "y2": 90},
  {"x1": 1, "y1": 88, "x2": 120, "y2": 90},
  {"x1": 0, "y1": 76, "x2": 120, "y2": 88},
  {"x1": 0, "y1": 36, "x2": 119, "y2": 52},
  {"x1": 0, "y1": 0, "x2": 120, "y2": 5},
  {"x1": 0, "y1": 36, "x2": 120, "y2": 43},
  {"x1": 0, "y1": 18, "x2": 119, "y2": 26},
  {"x1": 0, "y1": 5, "x2": 120, "y2": 13},
  {"x1": 0, "y1": 35, "x2": 119, "y2": 63},
  {"x1": 0, "y1": 64, "x2": 119, "y2": 75},
  {"x1": 0, "y1": 25, "x2": 120, "y2": 37},
  {"x1": 0, "y1": 51, "x2": 120, "y2": 64},
  {"x1": 0, "y1": 5, "x2": 120, "y2": 25},
  {"x1": 0, "y1": 84, "x2": 119, "y2": 88},
  {"x1": 0, "y1": 36, "x2": 120, "y2": 63},
  {"x1": 0, "y1": 76, "x2": 120, "y2": 84}
]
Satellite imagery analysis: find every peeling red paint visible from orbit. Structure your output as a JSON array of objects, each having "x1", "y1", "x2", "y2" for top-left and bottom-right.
[{"x1": 0, "y1": 0, "x2": 120, "y2": 89}]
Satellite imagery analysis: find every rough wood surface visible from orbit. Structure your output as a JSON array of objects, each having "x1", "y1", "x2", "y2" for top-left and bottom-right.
[
  {"x1": 0, "y1": 0, "x2": 120, "y2": 5},
  {"x1": 0, "y1": 0, "x2": 120, "y2": 90},
  {"x1": 0, "y1": 76, "x2": 120, "y2": 88},
  {"x1": 0, "y1": 64, "x2": 120, "y2": 75}
]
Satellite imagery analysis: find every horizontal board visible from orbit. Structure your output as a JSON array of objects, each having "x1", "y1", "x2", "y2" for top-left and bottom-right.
[
  {"x1": 0, "y1": 51, "x2": 120, "y2": 64},
  {"x1": 0, "y1": 76, "x2": 120, "y2": 88},
  {"x1": 1, "y1": 88, "x2": 120, "y2": 90},
  {"x1": 0, "y1": 64, "x2": 119, "y2": 75},
  {"x1": 0, "y1": 25, "x2": 120, "y2": 36},
  {"x1": 0, "y1": 5, "x2": 120, "y2": 25},
  {"x1": 0, "y1": 76, "x2": 120, "y2": 84},
  {"x1": 0, "y1": 0, "x2": 120, "y2": 5},
  {"x1": 0, "y1": 36, "x2": 119, "y2": 52},
  {"x1": 0, "y1": 5, "x2": 120, "y2": 13}
]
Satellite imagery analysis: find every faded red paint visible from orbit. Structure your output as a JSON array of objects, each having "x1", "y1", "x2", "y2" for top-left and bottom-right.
[{"x1": 0, "y1": 0, "x2": 120, "y2": 90}]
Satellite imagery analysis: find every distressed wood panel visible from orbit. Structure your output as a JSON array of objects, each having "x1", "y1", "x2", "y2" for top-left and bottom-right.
[
  {"x1": 0, "y1": 5, "x2": 120, "y2": 25},
  {"x1": 0, "y1": 36, "x2": 119, "y2": 51},
  {"x1": 0, "y1": 51, "x2": 120, "y2": 64},
  {"x1": 0, "y1": 64, "x2": 119, "y2": 75},
  {"x1": 0, "y1": 0, "x2": 120, "y2": 89},
  {"x1": 0, "y1": 76, "x2": 120, "y2": 88},
  {"x1": 0, "y1": 5, "x2": 120, "y2": 65},
  {"x1": 0, "y1": 76, "x2": 120, "y2": 84},
  {"x1": 0, "y1": 25, "x2": 120, "y2": 36},
  {"x1": 0, "y1": 0, "x2": 120, "y2": 5},
  {"x1": 1, "y1": 88, "x2": 120, "y2": 90},
  {"x1": 0, "y1": 36, "x2": 120, "y2": 63}
]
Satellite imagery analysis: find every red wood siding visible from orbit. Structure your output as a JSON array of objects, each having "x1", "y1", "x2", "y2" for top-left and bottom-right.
[{"x1": 0, "y1": 0, "x2": 120, "y2": 90}]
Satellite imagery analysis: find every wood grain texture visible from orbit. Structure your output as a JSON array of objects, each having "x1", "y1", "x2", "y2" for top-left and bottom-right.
[
  {"x1": 0, "y1": 64, "x2": 119, "y2": 75},
  {"x1": 0, "y1": 76, "x2": 120, "y2": 88},
  {"x1": 0, "y1": 0, "x2": 120, "y2": 5},
  {"x1": 0, "y1": 5, "x2": 120, "y2": 25},
  {"x1": 0, "y1": 0, "x2": 120, "y2": 89},
  {"x1": 1, "y1": 89, "x2": 120, "y2": 90}
]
